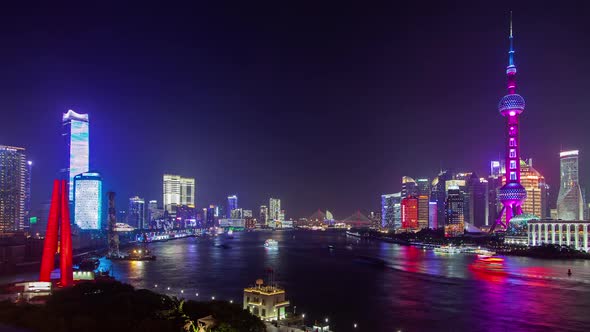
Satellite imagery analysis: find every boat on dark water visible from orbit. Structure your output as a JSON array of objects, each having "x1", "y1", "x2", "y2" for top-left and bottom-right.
[{"x1": 110, "y1": 247, "x2": 156, "y2": 261}]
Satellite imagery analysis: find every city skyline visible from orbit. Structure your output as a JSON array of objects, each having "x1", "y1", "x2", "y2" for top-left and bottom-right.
[{"x1": 1, "y1": 3, "x2": 590, "y2": 218}]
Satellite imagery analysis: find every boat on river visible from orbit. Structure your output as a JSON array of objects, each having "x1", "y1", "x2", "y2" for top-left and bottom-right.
[
  {"x1": 434, "y1": 245, "x2": 461, "y2": 254},
  {"x1": 264, "y1": 239, "x2": 278, "y2": 248}
]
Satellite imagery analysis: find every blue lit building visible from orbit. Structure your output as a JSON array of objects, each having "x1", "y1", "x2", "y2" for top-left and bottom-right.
[
  {"x1": 74, "y1": 172, "x2": 102, "y2": 230},
  {"x1": 128, "y1": 196, "x2": 146, "y2": 229},
  {"x1": 63, "y1": 110, "x2": 90, "y2": 202},
  {"x1": 227, "y1": 195, "x2": 238, "y2": 218}
]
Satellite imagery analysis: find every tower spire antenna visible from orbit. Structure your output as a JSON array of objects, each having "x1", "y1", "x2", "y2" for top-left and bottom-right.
[
  {"x1": 508, "y1": 11, "x2": 515, "y2": 67},
  {"x1": 509, "y1": 11, "x2": 513, "y2": 38}
]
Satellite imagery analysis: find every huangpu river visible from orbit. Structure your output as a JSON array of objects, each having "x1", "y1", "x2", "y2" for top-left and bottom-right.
[{"x1": 9, "y1": 230, "x2": 590, "y2": 331}]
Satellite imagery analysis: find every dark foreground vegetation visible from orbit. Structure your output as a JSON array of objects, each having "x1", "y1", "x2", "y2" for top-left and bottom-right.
[{"x1": 0, "y1": 281, "x2": 265, "y2": 332}]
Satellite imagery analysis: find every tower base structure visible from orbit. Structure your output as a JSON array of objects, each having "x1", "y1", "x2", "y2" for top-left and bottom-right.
[
  {"x1": 39, "y1": 180, "x2": 73, "y2": 286},
  {"x1": 490, "y1": 182, "x2": 527, "y2": 233}
]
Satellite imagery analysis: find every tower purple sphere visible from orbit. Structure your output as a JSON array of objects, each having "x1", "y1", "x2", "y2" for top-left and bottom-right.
[{"x1": 493, "y1": 13, "x2": 527, "y2": 232}]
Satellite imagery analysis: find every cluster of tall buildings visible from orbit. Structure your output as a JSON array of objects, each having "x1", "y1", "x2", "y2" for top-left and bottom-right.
[{"x1": 381, "y1": 18, "x2": 587, "y2": 237}]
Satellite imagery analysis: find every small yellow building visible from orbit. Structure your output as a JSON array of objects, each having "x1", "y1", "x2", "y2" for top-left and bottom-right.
[{"x1": 243, "y1": 279, "x2": 289, "y2": 321}]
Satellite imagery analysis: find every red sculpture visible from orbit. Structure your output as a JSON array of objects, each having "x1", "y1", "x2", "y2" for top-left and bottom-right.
[{"x1": 39, "y1": 180, "x2": 73, "y2": 286}]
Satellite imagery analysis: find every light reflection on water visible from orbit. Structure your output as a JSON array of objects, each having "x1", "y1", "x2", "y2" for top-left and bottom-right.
[{"x1": 97, "y1": 230, "x2": 590, "y2": 332}]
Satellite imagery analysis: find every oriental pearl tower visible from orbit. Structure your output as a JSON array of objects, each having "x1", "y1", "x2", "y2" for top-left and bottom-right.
[{"x1": 492, "y1": 13, "x2": 527, "y2": 232}]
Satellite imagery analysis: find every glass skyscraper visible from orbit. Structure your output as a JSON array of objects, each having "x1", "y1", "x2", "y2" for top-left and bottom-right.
[
  {"x1": 557, "y1": 150, "x2": 584, "y2": 220},
  {"x1": 227, "y1": 195, "x2": 238, "y2": 218},
  {"x1": 62, "y1": 110, "x2": 90, "y2": 202},
  {"x1": 0, "y1": 146, "x2": 28, "y2": 232},
  {"x1": 129, "y1": 196, "x2": 146, "y2": 229},
  {"x1": 269, "y1": 198, "x2": 281, "y2": 221},
  {"x1": 74, "y1": 172, "x2": 103, "y2": 230},
  {"x1": 163, "y1": 174, "x2": 195, "y2": 215}
]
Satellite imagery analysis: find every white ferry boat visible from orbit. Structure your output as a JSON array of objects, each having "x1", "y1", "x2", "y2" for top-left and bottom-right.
[
  {"x1": 264, "y1": 239, "x2": 278, "y2": 248},
  {"x1": 434, "y1": 245, "x2": 461, "y2": 254}
]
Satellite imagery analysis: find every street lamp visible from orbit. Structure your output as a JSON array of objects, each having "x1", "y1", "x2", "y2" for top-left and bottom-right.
[{"x1": 354, "y1": 323, "x2": 358, "y2": 328}]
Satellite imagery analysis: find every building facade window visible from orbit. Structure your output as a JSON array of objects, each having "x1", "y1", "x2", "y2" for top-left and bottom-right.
[
  {"x1": 510, "y1": 172, "x2": 517, "y2": 180},
  {"x1": 509, "y1": 138, "x2": 516, "y2": 146},
  {"x1": 510, "y1": 160, "x2": 517, "y2": 169}
]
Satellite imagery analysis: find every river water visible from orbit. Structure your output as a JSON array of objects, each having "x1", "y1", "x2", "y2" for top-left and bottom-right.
[{"x1": 17, "y1": 230, "x2": 590, "y2": 331}]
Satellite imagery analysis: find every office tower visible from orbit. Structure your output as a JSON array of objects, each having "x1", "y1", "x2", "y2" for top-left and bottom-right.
[
  {"x1": 147, "y1": 200, "x2": 163, "y2": 225},
  {"x1": 163, "y1": 174, "x2": 195, "y2": 215},
  {"x1": 519, "y1": 159, "x2": 549, "y2": 218},
  {"x1": 401, "y1": 176, "x2": 417, "y2": 198},
  {"x1": 557, "y1": 150, "x2": 584, "y2": 220},
  {"x1": 269, "y1": 198, "x2": 281, "y2": 220},
  {"x1": 467, "y1": 173, "x2": 489, "y2": 228},
  {"x1": 259, "y1": 205, "x2": 268, "y2": 226},
  {"x1": 23, "y1": 160, "x2": 32, "y2": 230},
  {"x1": 73, "y1": 172, "x2": 103, "y2": 230},
  {"x1": 430, "y1": 170, "x2": 453, "y2": 229},
  {"x1": 381, "y1": 193, "x2": 397, "y2": 229},
  {"x1": 417, "y1": 195, "x2": 429, "y2": 229},
  {"x1": 230, "y1": 208, "x2": 243, "y2": 219},
  {"x1": 493, "y1": 15, "x2": 527, "y2": 231},
  {"x1": 416, "y1": 178, "x2": 430, "y2": 195},
  {"x1": 279, "y1": 209, "x2": 285, "y2": 221},
  {"x1": 227, "y1": 195, "x2": 238, "y2": 218},
  {"x1": 428, "y1": 202, "x2": 438, "y2": 229},
  {"x1": 445, "y1": 187, "x2": 464, "y2": 237},
  {"x1": 243, "y1": 210, "x2": 253, "y2": 218},
  {"x1": 0, "y1": 145, "x2": 27, "y2": 232},
  {"x1": 62, "y1": 110, "x2": 90, "y2": 202},
  {"x1": 206, "y1": 205, "x2": 216, "y2": 227},
  {"x1": 401, "y1": 196, "x2": 418, "y2": 230},
  {"x1": 488, "y1": 161, "x2": 503, "y2": 226},
  {"x1": 128, "y1": 196, "x2": 146, "y2": 229}
]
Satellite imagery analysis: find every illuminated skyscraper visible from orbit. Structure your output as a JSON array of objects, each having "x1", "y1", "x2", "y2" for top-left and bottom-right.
[
  {"x1": 129, "y1": 196, "x2": 146, "y2": 229},
  {"x1": 557, "y1": 150, "x2": 584, "y2": 220},
  {"x1": 163, "y1": 174, "x2": 195, "y2": 215},
  {"x1": 401, "y1": 196, "x2": 418, "y2": 230},
  {"x1": 62, "y1": 110, "x2": 90, "y2": 202},
  {"x1": 227, "y1": 195, "x2": 238, "y2": 218},
  {"x1": 0, "y1": 146, "x2": 27, "y2": 232},
  {"x1": 466, "y1": 173, "x2": 489, "y2": 228},
  {"x1": 417, "y1": 195, "x2": 429, "y2": 229},
  {"x1": 445, "y1": 187, "x2": 464, "y2": 237},
  {"x1": 73, "y1": 172, "x2": 102, "y2": 230},
  {"x1": 259, "y1": 205, "x2": 268, "y2": 226},
  {"x1": 428, "y1": 202, "x2": 438, "y2": 229},
  {"x1": 401, "y1": 176, "x2": 417, "y2": 198},
  {"x1": 430, "y1": 170, "x2": 453, "y2": 229},
  {"x1": 493, "y1": 14, "x2": 527, "y2": 231},
  {"x1": 381, "y1": 193, "x2": 397, "y2": 229},
  {"x1": 269, "y1": 198, "x2": 281, "y2": 221}
]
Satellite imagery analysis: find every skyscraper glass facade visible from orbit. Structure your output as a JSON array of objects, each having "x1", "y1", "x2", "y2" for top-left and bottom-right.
[
  {"x1": 557, "y1": 150, "x2": 584, "y2": 220},
  {"x1": 163, "y1": 174, "x2": 195, "y2": 215},
  {"x1": 0, "y1": 146, "x2": 27, "y2": 232},
  {"x1": 74, "y1": 172, "x2": 102, "y2": 230},
  {"x1": 129, "y1": 196, "x2": 146, "y2": 229},
  {"x1": 63, "y1": 110, "x2": 90, "y2": 202}
]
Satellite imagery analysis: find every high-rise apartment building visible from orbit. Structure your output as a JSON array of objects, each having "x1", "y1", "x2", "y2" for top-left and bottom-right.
[
  {"x1": 62, "y1": 110, "x2": 90, "y2": 202},
  {"x1": 163, "y1": 174, "x2": 195, "y2": 215},
  {"x1": 129, "y1": 196, "x2": 146, "y2": 229},
  {"x1": 73, "y1": 172, "x2": 102, "y2": 230},
  {"x1": 269, "y1": 198, "x2": 281, "y2": 221},
  {"x1": 557, "y1": 150, "x2": 584, "y2": 220},
  {"x1": 0, "y1": 146, "x2": 28, "y2": 232}
]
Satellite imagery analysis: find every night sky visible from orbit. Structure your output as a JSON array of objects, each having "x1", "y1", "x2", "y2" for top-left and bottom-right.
[{"x1": 2, "y1": 2, "x2": 590, "y2": 218}]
